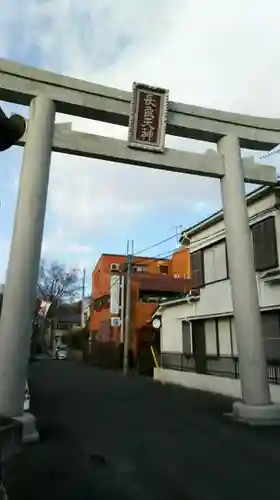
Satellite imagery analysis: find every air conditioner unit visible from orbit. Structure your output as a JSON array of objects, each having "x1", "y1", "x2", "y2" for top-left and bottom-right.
[
  {"x1": 186, "y1": 290, "x2": 200, "y2": 303},
  {"x1": 110, "y1": 263, "x2": 120, "y2": 272}
]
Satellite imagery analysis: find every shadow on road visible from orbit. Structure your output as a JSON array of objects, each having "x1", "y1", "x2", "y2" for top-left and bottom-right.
[{"x1": 5, "y1": 360, "x2": 280, "y2": 500}]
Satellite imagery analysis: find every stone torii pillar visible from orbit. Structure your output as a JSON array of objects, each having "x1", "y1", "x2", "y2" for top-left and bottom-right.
[
  {"x1": 0, "y1": 96, "x2": 55, "y2": 439},
  {"x1": 218, "y1": 134, "x2": 280, "y2": 424}
]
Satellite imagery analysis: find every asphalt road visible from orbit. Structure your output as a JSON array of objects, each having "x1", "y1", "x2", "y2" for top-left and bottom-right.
[{"x1": 5, "y1": 360, "x2": 280, "y2": 499}]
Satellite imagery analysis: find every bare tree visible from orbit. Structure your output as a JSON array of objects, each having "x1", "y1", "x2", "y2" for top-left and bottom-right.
[
  {"x1": 37, "y1": 260, "x2": 80, "y2": 304},
  {"x1": 31, "y1": 261, "x2": 81, "y2": 356}
]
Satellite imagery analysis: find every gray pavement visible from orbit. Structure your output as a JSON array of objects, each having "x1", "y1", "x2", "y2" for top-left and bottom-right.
[{"x1": 5, "y1": 360, "x2": 280, "y2": 499}]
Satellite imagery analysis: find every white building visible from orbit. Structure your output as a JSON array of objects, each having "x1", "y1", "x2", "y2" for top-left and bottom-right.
[{"x1": 155, "y1": 185, "x2": 280, "y2": 400}]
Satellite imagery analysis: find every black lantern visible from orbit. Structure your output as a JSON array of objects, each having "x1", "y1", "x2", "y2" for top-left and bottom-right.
[{"x1": 0, "y1": 106, "x2": 26, "y2": 152}]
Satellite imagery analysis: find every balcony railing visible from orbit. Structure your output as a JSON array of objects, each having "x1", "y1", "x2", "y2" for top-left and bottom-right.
[{"x1": 161, "y1": 353, "x2": 280, "y2": 385}]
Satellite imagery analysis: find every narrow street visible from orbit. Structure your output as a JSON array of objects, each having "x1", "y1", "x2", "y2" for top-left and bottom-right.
[{"x1": 6, "y1": 360, "x2": 280, "y2": 499}]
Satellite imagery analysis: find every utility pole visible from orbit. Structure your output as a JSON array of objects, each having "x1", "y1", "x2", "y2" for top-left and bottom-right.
[
  {"x1": 123, "y1": 240, "x2": 133, "y2": 375},
  {"x1": 81, "y1": 268, "x2": 86, "y2": 328},
  {"x1": 120, "y1": 274, "x2": 125, "y2": 344}
]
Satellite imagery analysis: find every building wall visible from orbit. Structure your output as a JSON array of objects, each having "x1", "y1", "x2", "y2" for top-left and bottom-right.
[
  {"x1": 188, "y1": 195, "x2": 280, "y2": 318},
  {"x1": 160, "y1": 306, "x2": 236, "y2": 355},
  {"x1": 91, "y1": 249, "x2": 191, "y2": 325},
  {"x1": 160, "y1": 189, "x2": 280, "y2": 364},
  {"x1": 90, "y1": 252, "x2": 191, "y2": 358},
  {"x1": 171, "y1": 247, "x2": 191, "y2": 278},
  {"x1": 160, "y1": 304, "x2": 185, "y2": 353},
  {"x1": 154, "y1": 369, "x2": 280, "y2": 404},
  {"x1": 133, "y1": 300, "x2": 158, "y2": 330},
  {"x1": 190, "y1": 191, "x2": 277, "y2": 253},
  {"x1": 187, "y1": 229, "x2": 280, "y2": 319},
  {"x1": 146, "y1": 258, "x2": 170, "y2": 275},
  {"x1": 161, "y1": 307, "x2": 280, "y2": 362},
  {"x1": 92, "y1": 254, "x2": 126, "y2": 300},
  {"x1": 90, "y1": 254, "x2": 125, "y2": 333},
  {"x1": 187, "y1": 279, "x2": 233, "y2": 318}
]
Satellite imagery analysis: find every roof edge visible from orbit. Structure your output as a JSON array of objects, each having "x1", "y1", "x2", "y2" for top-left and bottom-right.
[
  {"x1": 153, "y1": 296, "x2": 188, "y2": 316},
  {"x1": 180, "y1": 184, "x2": 280, "y2": 240}
]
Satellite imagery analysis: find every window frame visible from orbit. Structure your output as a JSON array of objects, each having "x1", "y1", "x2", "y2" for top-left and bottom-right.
[
  {"x1": 182, "y1": 320, "x2": 192, "y2": 355},
  {"x1": 204, "y1": 319, "x2": 220, "y2": 357},
  {"x1": 203, "y1": 239, "x2": 228, "y2": 285},
  {"x1": 251, "y1": 216, "x2": 278, "y2": 272},
  {"x1": 190, "y1": 249, "x2": 205, "y2": 288},
  {"x1": 159, "y1": 265, "x2": 169, "y2": 275}
]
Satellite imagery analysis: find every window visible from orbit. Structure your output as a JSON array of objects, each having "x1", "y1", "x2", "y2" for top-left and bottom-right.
[
  {"x1": 205, "y1": 320, "x2": 219, "y2": 356},
  {"x1": 190, "y1": 250, "x2": 204, "y2": 288},
  {"x1": 206, "y1": 318, "x2": 233, "y2": 357},
  {"x1": 134, "y1": 265, "x2": 148, "y2": 273},
  {"x1": 94, "y1": 295, "x2": 109, "y2": 311},
  {"x1": 251, "y1": 217, "x2": 278, "y2": 271},
  {"x1": 204, "y1": 241, "x2": 228, "y2": 284},
  {"x1": 159, "y1": 265, "x2": 169, "y2": 275},
  {"x1": 182, "y1": 321, "x2": 192, "y2": 354},
  {"x1": 261, "y1": 312, "x2": 280, "y2": 360},
  {"x1": 230, "y1": 319, "x2": 238, "y2": 356},
  {"x1": 218, "y1": 318, "x2": 232, "y2": 356}
]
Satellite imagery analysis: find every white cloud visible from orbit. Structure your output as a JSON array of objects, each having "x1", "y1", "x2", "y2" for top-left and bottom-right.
[
  {"x1": 2, "y1": 0, "x2": 280, "y2": 263},
  {"x1": 41, "y1": 228, "x2": 96, "y2": 286},
  {"x1": 42, "y1": 228, "x2": 94, "y2": 257}
]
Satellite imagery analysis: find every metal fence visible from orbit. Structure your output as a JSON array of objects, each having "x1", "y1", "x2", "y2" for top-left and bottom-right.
[{"x1": 161, "y1": 353, "x2": 280, "y2": 385}]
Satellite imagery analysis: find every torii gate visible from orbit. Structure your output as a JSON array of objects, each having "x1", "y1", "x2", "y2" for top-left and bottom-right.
[{"x1": 0, "y1": 58, "x2": 280, "y2": 426}]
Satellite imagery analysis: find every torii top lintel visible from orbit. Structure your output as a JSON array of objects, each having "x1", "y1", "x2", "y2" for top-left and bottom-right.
[{"x1": 0, "y1": 58, "x2": 279, "y2": 151}]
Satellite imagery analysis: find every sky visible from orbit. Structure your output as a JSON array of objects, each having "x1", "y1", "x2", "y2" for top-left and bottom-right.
[{"x1": 1, "y1": 0, "x2": 280, "y2": 293}]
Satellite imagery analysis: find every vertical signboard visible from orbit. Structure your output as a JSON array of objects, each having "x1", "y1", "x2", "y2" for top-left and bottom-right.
[
  {"x1": 127, "y1": 82, "x2": 169, "y2": 153},
  {"x1": 110, "y1": 275, "x2": 121, "y2": 315}
]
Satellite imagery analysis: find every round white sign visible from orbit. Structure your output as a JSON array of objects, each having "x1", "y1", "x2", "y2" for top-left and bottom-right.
[{"x1": 152, "y1": 317, "x2": 161, "y2": 329}]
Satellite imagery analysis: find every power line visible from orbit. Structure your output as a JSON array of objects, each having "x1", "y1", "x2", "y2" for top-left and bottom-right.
[
  {"x1": 180, "y1": 204, "x2": 279, "y2": 248},
  {"x1": 94, "y1": 203, "x2": 279, "y2": 303},
  {"x1": 134, "y1": 204, "x2": 279, "y2": 265},
  {"x1": 112, "y1": 201, "x2": 276, "y2": 270},
  {"x1": 134, "y1": 231, "x2": 179, "y2": 256},
  {"x1": 132, "y1": 245, "x2": 188, "y2": 267},
  {"x1": 260, "y1": 145, "x2": 280, "y2": 160}
]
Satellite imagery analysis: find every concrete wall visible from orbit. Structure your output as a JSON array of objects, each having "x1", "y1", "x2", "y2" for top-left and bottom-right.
[
  {"x1": 189, "y1": 280, "x2": 233, "y2": 317},
  {"x1": 154, "y1": 368, "x2": 280, "y2": 404},
  {"x1": 160, "y1": 304, "x2": 184, "y2": 353}
]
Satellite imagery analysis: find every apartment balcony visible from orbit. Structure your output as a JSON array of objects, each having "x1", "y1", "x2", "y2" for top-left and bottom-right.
[{"x1": 133, "y1": 273, "x2": 193, "y2": 294}]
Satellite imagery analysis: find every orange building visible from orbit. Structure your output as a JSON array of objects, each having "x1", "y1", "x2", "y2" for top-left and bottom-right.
[{"x1": 89, "y1": 247, "x2": 193, "y2": 372}]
